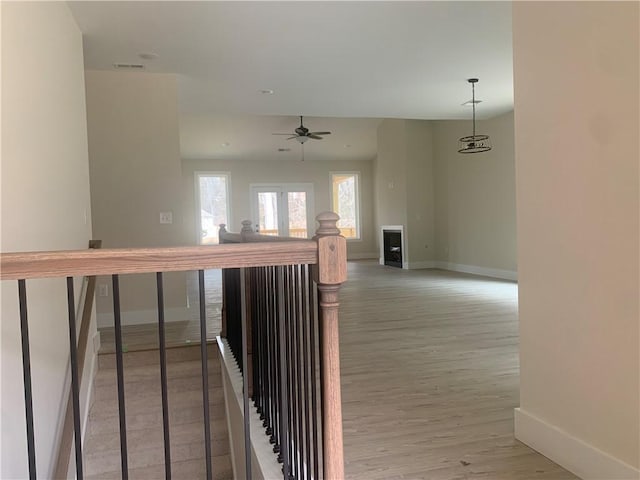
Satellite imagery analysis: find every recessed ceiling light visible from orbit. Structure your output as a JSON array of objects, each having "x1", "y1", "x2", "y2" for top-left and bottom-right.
[
  {"x1": 344, "y1": 144, "x2": 351, "y2": 148},
  {"x1": 139, "y1": 52, "x2": 159, "y2": 60},
  {"x1": 259, "y1": 89, "x2": 275, "y2": 95},
  {"x1": 221, "y1": 142, "x2": 230, "y2": 147}
]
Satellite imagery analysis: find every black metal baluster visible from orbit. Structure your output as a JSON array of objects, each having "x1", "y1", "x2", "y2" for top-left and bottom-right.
[
  {"x1": 277, "y1": 266, "x2": 290, "y2": 479},
  {"x1": 287, "y1": 266, "x2": 297, "y2": 480},
  {"x1": 66, "y1": 277, "x2": 84, "y2": 480},
  {"x1": 156, "y1": 273, "x2": 172, "y2": 480},
  {"x1": 291, "y1": 266, "x2": 301, "y2": 480},
  {"x1": 301, "y1": 266, "x2": 311, "y2": 480},
  {"x1": 112, "y1": 275, "x2": 129, "y2": 479},
  {"x1": 18, "y1": 279, "x2": 36, "y2": 480},
  {"x1": 294, "y1": 266, "x2": 305, "y2": 480},
  {"x1": 239, "y1": 268, "x2": 252, "y2": 480},
  {"x1": 316, "y1": 281, "x2": 325, "y2": 480},
  {"x1": 308, "y1": 276, "x2": 319, "y2": 480},
  {"x1": 198, "y1": 270, "x2": 213, "y2": 480},
  {"x1": 252, "y1": 269, "x2": 261, "y2": 415},
  {"x1": 271, "y1": 267, "x2": 280, "y2": 454}
]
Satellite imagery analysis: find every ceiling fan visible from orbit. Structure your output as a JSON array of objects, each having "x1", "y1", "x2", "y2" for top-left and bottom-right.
[{"x1": 273, "y1": 116, "x2": 331, "y2": 144}]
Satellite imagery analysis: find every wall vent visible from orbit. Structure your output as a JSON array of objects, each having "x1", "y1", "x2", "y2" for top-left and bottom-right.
[{"x1": 113, "y1": 63, "x2": 145, "y2": 70}]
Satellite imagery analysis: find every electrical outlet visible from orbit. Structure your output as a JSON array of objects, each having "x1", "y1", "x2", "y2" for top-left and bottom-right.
[
  {"x1": 98, "y1": 284, "x2": 108, "y2": 297},
  {"x1": 159, "y1": 211, "x2": 173, "y2": 224}
]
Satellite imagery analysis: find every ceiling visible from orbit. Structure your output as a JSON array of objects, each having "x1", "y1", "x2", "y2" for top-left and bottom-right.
[{"x1": 68, "y1": 1, "x2": 513, "y2": 161}]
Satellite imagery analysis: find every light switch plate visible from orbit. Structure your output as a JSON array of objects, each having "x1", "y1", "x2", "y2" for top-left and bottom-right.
[{"x1": 160, "y1": 211, "x2": 173, "y2": 224}]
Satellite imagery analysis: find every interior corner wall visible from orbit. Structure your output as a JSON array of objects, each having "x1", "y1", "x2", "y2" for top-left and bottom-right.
[
  {"x1": 1, "y1": 2, "x2": 94, "y2": 478},
  {"x1": 181, "y1": 158, "x2": 377, "y2": 259},
  {"x1": 513, "y1": 2, "x2": 639, "y2": 477},
  {"x1": 85, "y1": 71, "x2": 189, "y2": 325},
  {"x1": 432, "y1": 112, "x2": 517, "y2": 277},
  {"x1": 375, "y1": 119, "x2": 409, "y2": 237},
  {"x1": 405, "y1": 120, "x2": 436, "y2": 266}
]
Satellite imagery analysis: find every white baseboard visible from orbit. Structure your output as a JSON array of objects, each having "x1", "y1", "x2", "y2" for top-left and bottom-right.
[
  {"x1": 515, "y1": 408, "x2": 639, "y2": 480},
  {"x1": 97, "y1": 306, "x2": 191, "y2": 328},
  {"x1": 347, "y1": 252, "x2": 379, "y2": 260},
  {"x1": 433, "y1": 261, "x2": 517, "y2": 281},
  {"x1": 406, "y1": 261, "x2": 437, "y2": 270}
]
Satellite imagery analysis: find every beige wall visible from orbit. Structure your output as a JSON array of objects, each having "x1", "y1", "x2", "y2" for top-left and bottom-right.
[
  {"x1": 375, "y1": 119, "x2": 408, "y2": 232},
  {"x1": 375, "y1": 119, "x2": 436, "y2": 267},
  {"x1": 432, "y1": 112, "x2": 517, "y2": 275},
  {"x1": 1, "y1": 2, "x2": 94, "y2": 477},
  {"x1": 85, "y1": 71, "x2": 189, "y2": 325},
  {"x1": 406, "y1": 120, "x2": 436, "y2": 265},
  {"x1": 181, "y1": 159, "x2": 377, "y2": 258},
  {"x1": 513, "y1": 1, "x2": 639, "y2": 475}
]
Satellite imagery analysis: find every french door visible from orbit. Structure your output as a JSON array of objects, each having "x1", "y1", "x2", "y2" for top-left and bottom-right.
[{"x1": 250, "y1": 183, "x2": 314, "y2": 238}]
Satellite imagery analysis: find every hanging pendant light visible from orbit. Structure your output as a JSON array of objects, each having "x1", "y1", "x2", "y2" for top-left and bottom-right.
[{"x1": 458, "y1": 78, "x2": 491, "y2": 154}]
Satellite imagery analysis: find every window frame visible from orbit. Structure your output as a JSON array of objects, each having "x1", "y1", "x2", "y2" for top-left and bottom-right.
[{"x1": 330, "y1": 171, "x2": 361, "y2": 241}]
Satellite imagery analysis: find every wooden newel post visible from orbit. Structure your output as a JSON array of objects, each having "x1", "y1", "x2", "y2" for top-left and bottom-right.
[{"x1": 313, "y1": 211, "x2": 347, "y2": 480}]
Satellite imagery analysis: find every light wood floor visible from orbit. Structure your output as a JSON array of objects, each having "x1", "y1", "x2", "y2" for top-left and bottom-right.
[
  {"x1": 98, "y1": 262, "x2": 576, "y2": 480},
  {"x1": 340, "y1": 261, "x2": 575, "y2": 480}
]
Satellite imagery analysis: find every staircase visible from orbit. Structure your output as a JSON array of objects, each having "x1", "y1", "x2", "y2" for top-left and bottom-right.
[{"x1": 83, "y1": 344, "x2": 233, "y2": 480}]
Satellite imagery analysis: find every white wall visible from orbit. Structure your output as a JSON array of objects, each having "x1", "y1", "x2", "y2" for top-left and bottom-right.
[
  {"x1": 513, "y1": 2, "x2": 639, "y2": 478},
  {"x1": 85, "y1": 71, "x2": 189, "y2": 326},
  {"x1": 1, "y1": 2, "x2": 95, "y2": 477},
  {"x1": 181, "y1": 158, "x2": 377, "y2": 258},
  {"x1": 432, "y1": 112, "x2": 517, "y2": 278}
]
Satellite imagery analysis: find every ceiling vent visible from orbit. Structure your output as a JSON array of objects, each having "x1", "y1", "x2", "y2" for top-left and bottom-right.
[
  {"x1": 278, "y1": 148, "x2": 291, "y2": 152},
  {"x1": 113, "y1": 63, "x2": 145, "y2": 70}
]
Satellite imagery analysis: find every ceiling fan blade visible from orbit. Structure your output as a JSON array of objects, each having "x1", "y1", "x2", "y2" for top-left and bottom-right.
[
  {"x1": 307, "y1": 134, "x2": 323, "y2": 140},
  {"x1": 273, "y1": 133, "x2": 294, "y2": 135},
  {"x1": 287, "y1": 136, "x2": 299, "y2": 140},
  {"x1": 309, "y1": 131, "x2": 331, "y2": 136}
]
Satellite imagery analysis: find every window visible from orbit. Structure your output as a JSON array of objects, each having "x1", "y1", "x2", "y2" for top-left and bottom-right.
[
  {"x1": 331, "y1": 172, "x2": 360, "y2": 239},
  {"x1": 196, "y1": 172, "x2": 230, "y2": 245}
]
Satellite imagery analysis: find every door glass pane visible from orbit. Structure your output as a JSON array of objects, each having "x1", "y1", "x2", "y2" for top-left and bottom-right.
[
  {"x1": 258, "y1": 191, "x2": 279, "y2": 236},
  {"x1": 199, "y1": 175, "x2": 228, "y2": 245},
  {"x1": 288, "y1": 192, "x2": 308, "y2": 238}
]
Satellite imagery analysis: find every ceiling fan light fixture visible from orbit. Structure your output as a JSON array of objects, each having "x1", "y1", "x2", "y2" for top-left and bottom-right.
[
  {"x1": 296, "y1": 135, "x2": 310, "y2": 144},
  {"x1": 458, "y1": 78, "x2": 492, "y2": 154}
]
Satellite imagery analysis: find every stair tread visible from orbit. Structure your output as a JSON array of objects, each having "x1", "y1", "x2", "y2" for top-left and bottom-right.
[
  {"x1": 85, "y1": 454, "x2": 233, "y2": 480},
  {"x1": 86, "y1": 347, "x2": 232, "y2": 480}
]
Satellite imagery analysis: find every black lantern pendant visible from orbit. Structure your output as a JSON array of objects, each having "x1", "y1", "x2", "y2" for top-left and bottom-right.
[{"x1": 458, "y1": 78, "x2": 492, "y2": 154}]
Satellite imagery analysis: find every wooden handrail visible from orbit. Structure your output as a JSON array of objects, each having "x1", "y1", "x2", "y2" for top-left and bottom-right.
[
  {"x1": 0, "y1": 242, "x2": 318, "y2": 280},
  {"x1": 54, "y1": 240, "x2": 102, "y2": 479}
]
